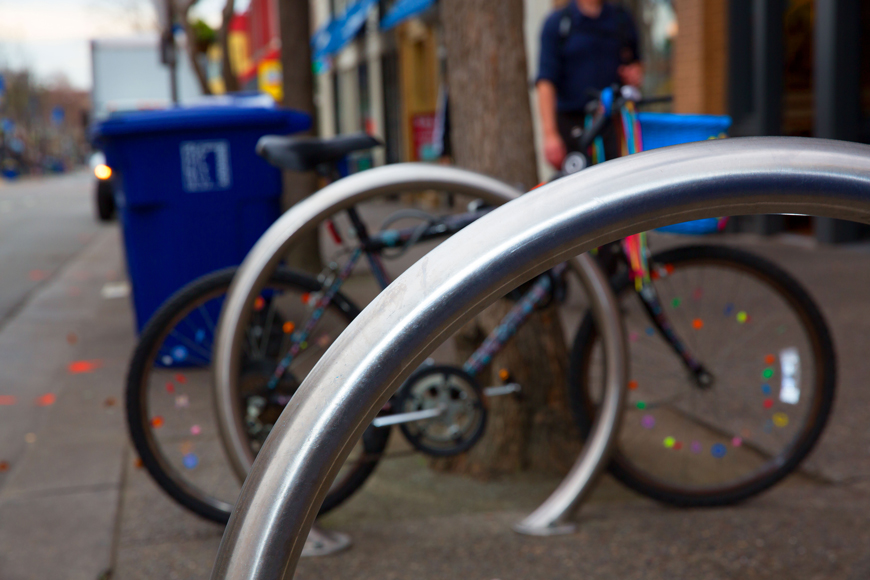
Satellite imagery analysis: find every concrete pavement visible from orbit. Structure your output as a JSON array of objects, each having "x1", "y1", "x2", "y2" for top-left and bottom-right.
[
  {"x1": 110, "y1": 231, "x2": 870, "y2": 579},
  {"x1": 0, "y1": 227, "x2": 132, "y2": 580},
  {"x1": 1, "y1": 173, "x2": 870, "y2": 578}
]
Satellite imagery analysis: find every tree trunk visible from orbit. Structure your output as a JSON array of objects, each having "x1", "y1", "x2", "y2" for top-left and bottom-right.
[
  {"x1": 182, "y1": 0, "x2": 212, "y2": 95},
  {"x1": 278, "y1": 0, "x2": 321, "y2": 273},
  {"x1": 433, "y1": 0, "x2": 580, "y2": 477},
  {"x1": 431, "y1": 300, "x2": 582, "y2": 478},
  {"x1": 439, "y1": 0, "x2": 539, "y2": 189},
  {"x1": 220, "y1": 0, "x2": 241, "y2": 93}
]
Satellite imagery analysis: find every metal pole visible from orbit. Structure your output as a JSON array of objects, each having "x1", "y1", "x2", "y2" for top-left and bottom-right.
[
  {"x1": 212, "y1": 164, "x2": 627, "y2": 536},
  {"x1": 744, "y1": 0, "x2": 786, "y2": 235},
  {"x1": 814, "y1": 0, "x2": 863, "y2": 243},
  {"x1": 212, "y1": 137, "x2": 870, "y2": 580},
  {"x1": 161, "y1": 1, "x2": 179, "y2": 105}
]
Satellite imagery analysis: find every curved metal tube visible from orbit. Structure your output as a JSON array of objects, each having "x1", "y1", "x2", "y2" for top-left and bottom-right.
[
  {"x1": 213, "y1": 137, "x2": 870, "y2": 580},
  {"x1": 213, "y1": 163, "x2": 626, "y2": 534}
]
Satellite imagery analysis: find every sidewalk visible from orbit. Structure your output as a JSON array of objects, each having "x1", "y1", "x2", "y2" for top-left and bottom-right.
[
  {"x1": 1, "y1": 224, "x2": 870, "y2": 579},
  {"x1": 0, "y1": 228, "x2": 133, "y2": 580}
]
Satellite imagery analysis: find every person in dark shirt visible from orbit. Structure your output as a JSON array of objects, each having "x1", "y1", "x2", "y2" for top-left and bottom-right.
[{"x1": 536, "y1": 0, "x2": 643, "y2": 168}]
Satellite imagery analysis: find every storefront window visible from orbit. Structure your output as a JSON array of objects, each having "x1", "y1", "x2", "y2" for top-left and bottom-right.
[
  {"x1": 626, "y1": 0, "x2": 677, "y2": 99},
  {"x1": 782, "y1": 0, "x2": 814, "y2": 137},
  {"x1": 353, "y1": 62, "x2": 374, "y2": 171},
  {"x1": 861, "y1": 1, "x2": 870, "y2": 144}
]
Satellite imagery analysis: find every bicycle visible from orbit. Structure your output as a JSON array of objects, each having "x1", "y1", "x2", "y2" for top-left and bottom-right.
[
  {"x1": 563, "y1": 86, "x2": 837, "y2": 507},
  {"x1": 128, "y1": 90, "x2": 835, "y2": 525},
  {"x1": 126, "y1": 135, "x2": 575, "y2": 523}
]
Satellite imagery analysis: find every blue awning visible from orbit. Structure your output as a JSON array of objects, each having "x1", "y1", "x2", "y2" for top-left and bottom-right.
[
  {"x1": 311, "y1": 0, "x2": 378, "y2": 61},
  {"x1": 380, "y1": 0, "x2": 436, "y2": 31},
  {"x1": 333, "y1": 0, "x2": 379, "y2": 54},
  {"x1": 311, "y1": 19, "x2": 340, "y2": 59}
]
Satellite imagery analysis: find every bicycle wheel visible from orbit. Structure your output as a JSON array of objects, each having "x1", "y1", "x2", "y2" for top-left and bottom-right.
[
  {"x1": 570, "y1": 244, "x2": 836, "y2": 507},
  {"x1": 126, "y1": 268, "x2": 389, "y2": 523}
]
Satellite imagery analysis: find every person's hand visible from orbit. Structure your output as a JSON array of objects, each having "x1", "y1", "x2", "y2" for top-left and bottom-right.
[
  {"x1": 618, "y1": 63, "x2": 644, "y2": 88},
  {"x1": 543, "y1": 131, "x2": 567, "y2": 169}
]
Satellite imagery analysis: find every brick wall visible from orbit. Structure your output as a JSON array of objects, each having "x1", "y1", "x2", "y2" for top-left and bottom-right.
[{"x1": 672, "y1": 0, "x2": 728, "y2": 115}]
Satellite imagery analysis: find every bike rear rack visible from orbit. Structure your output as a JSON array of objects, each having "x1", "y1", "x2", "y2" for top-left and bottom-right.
[{"x1": 212, "y1": 137, "x2": 870, "y2": 580}]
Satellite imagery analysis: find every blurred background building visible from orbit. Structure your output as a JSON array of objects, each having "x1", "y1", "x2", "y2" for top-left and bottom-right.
[
  {"x1": 152, "y1": 0, "x2": 870, "y2": 240},
  {"x1": 0, "y1": 71, "x2": 91, "y2": 179},
  {"x1": 3, "y1": 0, "x2": 868, "y2": 241},
  {"x1": 222, "y1": 0, "x2": 869, "y2": 241}
]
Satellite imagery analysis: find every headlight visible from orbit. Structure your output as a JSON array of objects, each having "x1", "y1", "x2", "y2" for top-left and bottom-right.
[{"x1": 94, "y1": 164, "x2": 112, "y2": 180}]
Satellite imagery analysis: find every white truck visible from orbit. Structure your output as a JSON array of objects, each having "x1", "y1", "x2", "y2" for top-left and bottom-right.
[
  {"x1": 90, "y1": 35, "x2": 203, "y2": 220},
  {"x1": 91, "y1": 35, "x2": 203, "y2": 122}
]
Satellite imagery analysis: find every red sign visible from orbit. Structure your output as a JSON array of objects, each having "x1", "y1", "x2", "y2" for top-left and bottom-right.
[{"x1": 411, "y1": 113, "x2": 437, "y2": 161}]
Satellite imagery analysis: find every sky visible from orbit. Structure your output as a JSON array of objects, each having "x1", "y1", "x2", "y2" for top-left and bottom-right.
[{"x1": 0, "y1": 0, "x2": 249, "y2": 91}]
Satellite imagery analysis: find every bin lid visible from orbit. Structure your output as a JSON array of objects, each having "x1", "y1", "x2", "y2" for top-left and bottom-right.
[{"x1": 92, "y1": 104, "x2": 311, "y2": 141}]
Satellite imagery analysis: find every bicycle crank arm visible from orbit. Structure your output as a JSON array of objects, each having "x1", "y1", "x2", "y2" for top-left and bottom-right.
[
  {"x1": 483, "y1": 383, "x2": 522, "y2": 397},
  {"x1": 372, "y1": 406, "x2": 445, "y2": 427}
]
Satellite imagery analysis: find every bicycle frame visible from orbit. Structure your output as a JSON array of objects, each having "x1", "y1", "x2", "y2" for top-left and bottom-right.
[
  {"x1": 592, "y1": 98, "x2": 710, "y2": 380},
  {"x1": 212, "y1": 163, "x2": 627, "y2": 539},
  {"x1": 260, "y1": 96, "x2": 654, "y2": 399},
  {"x1": 264, "y1": 203, "x2": 568, "y2": 394}
]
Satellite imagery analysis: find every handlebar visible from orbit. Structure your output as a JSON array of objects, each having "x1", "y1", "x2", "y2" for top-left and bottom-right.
[
  {"x1": 561, "y1": 85, "x2": 671, "y2": 176},
  {"x1": 574, "y1": 85, "x2": 642, "y2": 152},
  {"x1": 366, "y1": 207, "x2": 495, "y2": 253}
]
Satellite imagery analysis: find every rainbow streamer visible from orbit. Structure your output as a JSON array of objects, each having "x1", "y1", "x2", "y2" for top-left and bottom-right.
[
  {"x1": 585, "y1": 113, "x2": 606, "y2": 164},
  {"x1": 618, "y1": 100, "x2": 650, "y2": 290},
  {"x1": 621, "y1": 231, "x2": 651, "y2": 291}
]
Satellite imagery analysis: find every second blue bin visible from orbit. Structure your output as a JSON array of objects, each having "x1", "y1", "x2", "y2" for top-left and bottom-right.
[{"x1": 637, "y1": 112, "x2": 732, "y2": 235}]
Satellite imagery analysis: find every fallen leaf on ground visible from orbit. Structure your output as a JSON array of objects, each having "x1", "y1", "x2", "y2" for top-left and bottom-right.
[
  {"x1": 35, "y1": 393, "x2": 56, "y2": 406},
  {"x1": 68, "y1": 360, "x2": 103, "y2": 374}
]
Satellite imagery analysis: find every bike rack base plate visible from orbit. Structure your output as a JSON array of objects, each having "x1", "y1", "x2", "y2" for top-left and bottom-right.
[
  {"x1": 512, "y1": 521, "x2": 577, "y2": 536},
  {"x1": 301, "y1": 526, "x2": 352, "y2": 557}
]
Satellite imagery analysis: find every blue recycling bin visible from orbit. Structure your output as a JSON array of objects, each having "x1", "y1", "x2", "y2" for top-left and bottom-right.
[
  {"x1": 637, "y1": 112, "x2": 732, "y2": 235},
  {"x1": 93, "y1": 103, "x2": 311, "y2": 332}
]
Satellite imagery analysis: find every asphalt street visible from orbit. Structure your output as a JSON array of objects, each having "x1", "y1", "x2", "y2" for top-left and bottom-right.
[
  {"x1": 0, "y1": 171, "x2": 107, "y2": 481},
  {"x1": 0, "y1": 172, "x2": 104, "y2": 323},
  {"x1": 0, "y1": 172, "x2": 129, "y2": 580},
  {"x1": 0, "y1": 171, "x2": 111, "y2": 495}
]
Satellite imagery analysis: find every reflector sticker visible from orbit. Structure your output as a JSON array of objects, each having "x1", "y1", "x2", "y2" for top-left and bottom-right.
[{"x1": 779, "y1": 347, "x2": 801, "y2": 404}]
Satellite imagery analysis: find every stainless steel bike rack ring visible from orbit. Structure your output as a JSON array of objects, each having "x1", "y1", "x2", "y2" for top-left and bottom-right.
[
  {"x1": 212, "y1": 163, "x2": 627, "y2": 538},
  {"x1": 211, "y1": 137, "x2": 870, "y2": 580}
]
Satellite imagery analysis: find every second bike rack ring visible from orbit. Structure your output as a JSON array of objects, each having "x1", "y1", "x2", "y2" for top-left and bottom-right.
[{"x1": 212, "y1": 164, "x2": 627, "y2": 537}]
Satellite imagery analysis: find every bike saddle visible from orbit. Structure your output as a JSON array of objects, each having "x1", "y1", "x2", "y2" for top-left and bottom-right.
[{"x1": 256, "y1": 133, "x2": 383, "y2": 172}]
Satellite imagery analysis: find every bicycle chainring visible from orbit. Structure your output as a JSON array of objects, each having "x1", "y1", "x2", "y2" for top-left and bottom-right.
[
  {"x1": 395, "y1": 365, "x2": 487, "y2": 457},
  {"x1": 239, "y1": 359, "x2": 301, "y2": 451}
]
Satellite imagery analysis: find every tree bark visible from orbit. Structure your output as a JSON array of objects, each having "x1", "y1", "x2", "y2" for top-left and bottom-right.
[
  {"x1": 433, "y1": 0, "x2": 580, "y2": 477},
  {"x1": 181, "y1": 0, "x2": 212, "y2": 95},
  {"x1": 439, "y1": 0, "x2": 539, "y2": 189},
  {"x1": 220, "y1": 0, "x2": 241, "y2": 93},
  {"x1": 431, "y1": 300, "x2": 582, "y2": 478},
  {"x1": 278, "y1": 0, "x2": 321, "y2": 273}
]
